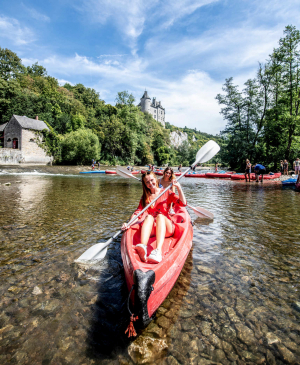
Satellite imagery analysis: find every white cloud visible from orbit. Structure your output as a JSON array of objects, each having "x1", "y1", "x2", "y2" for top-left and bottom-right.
[
  {"x1": 57, "y1": 79, "x2": 74, "y2": 86},
  {"x1": 74, "y1": 0, "x2": 218, "y2": 52},
  {"x1": 23, "y1": 5, "x2": 51, "y2": 22},
  {"x1": 0, "y1": 16, "x2": 35, "y2": 45},
  {"x1": 22, "y1": 53, "x2": 225, "y2": 134}
]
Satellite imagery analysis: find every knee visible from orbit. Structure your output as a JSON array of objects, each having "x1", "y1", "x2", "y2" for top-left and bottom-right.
[{"x1": 156, "y1": 213, "x2": 164, "y2": 220}]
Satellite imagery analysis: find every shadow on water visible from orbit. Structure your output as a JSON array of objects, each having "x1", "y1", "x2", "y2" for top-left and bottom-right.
[
  {"x1": 82, "y1": 238, "x2": 194, "y2": 363},
  {"x1": 75, "y1": 237, "x2": 131, "y2": 362}
]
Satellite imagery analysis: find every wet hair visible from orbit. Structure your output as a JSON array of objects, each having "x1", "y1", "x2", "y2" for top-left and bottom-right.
[
  {"x1": 163, "y1": 167, "x2": 175, "y2": 182},
  {"x1": 141, "y1": 171, "x2": 158, "y2": 208}
]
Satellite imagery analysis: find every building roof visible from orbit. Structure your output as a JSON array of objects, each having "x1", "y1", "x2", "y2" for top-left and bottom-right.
[
  {"x1": 12, "y1": 115, "x2": 49, "y2": 131},
  {"x1": 141, "y1": 90, "x2": 151, "y2": 100},
  {"x1": 0, "y1": 123, "x2": 7, "y2": 132}
]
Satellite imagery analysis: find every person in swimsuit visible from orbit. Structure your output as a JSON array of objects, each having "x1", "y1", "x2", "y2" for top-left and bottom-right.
[
  {"x1": 283, "y1": 160, "x2": 288, "y2": 175},
  {"x1": 245, "y1": 159, "x2": 251, "y2": 182},
  {"x1": 159, "y1": 167, "x2": 176, "y2": 214},
  {"x1": 178, "y1": 164, "x2": 182, "y2": 172},
  {"x1": 215, "y1": 163, "x2": 218, "y2": 172},
  {"x1": 121, "y1": 171, "x2": 186, "y2": 264}
]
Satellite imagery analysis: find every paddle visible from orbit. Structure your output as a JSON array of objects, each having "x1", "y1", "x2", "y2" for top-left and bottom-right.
[
  {"x1": 116, "y1": 168, "x2": 214, "y2": 219},
  {"x1": 75, "y1": 140, "x2": 220, "y2": 264}
]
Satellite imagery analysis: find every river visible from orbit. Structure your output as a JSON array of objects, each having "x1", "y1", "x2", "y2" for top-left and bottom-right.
[{"x1": 0, "y1": 168, "x2": 299, "y2": 364}]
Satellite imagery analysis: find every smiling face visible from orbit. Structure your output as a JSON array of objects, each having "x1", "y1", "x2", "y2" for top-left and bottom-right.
[{"x1": 144, "y1": 174, "x2": 157, "y2": 191}]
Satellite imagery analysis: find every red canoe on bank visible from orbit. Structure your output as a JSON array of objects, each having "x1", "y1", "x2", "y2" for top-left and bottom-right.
[
  {"x1": 121, "y1": 205, "x2": 193, "y2": 328},
  {"x1": 231, "y1": 172, "x2": 281, "y2": 180},
  {"x1": 205, "y1": 172, "x2": 232, "y2": 178}
]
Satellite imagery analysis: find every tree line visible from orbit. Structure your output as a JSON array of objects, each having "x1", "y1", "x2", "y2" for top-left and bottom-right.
[
  {"x1": 216, "y1": 25, "x2": 300, "y2": 171},
  {"x1": 0, "y1": 47, "x2": 219, "y2": 166}
]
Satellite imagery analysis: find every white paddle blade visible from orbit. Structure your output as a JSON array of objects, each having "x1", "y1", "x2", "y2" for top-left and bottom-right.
[
  {"x1": 116, "y1": 168, "x2": 133, "y2": 178},
  {"x1": 117, "y1": 168, "x2": 140, "y2": 181},
  {"x1": 195, "y1": 140, "x2": 220, "y2": 165},
  {"x1": 187, "y1": 204, "x2": 214, "y2": 219},
  {"x1": 74, "y1": 238, "x2": 112, "y2": 263}
]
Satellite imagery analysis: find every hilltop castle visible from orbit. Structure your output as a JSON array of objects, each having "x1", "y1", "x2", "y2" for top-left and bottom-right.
[{"x1": 138, "y1": 91, "x2": 165, "y2": 127}]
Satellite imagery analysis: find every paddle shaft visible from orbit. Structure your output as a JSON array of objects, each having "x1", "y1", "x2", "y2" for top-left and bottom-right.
[{"x1": 96, "y1": 167, "x2": 193, "y2": 255}]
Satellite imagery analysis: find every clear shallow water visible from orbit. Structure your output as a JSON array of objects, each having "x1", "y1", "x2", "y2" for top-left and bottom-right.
[{"x1": 0, "y1": 172, "x2": 299, "y2": 364}]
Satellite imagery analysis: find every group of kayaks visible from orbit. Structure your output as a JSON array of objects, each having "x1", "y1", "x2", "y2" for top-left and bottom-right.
[{"x1": 80, "y1": 169, "x2": 282, "y2": 180}]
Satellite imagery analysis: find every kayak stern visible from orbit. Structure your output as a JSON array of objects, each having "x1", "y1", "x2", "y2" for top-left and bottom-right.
[{"x1": 133, "y1": 269, "x2": 156, "y2": 328}]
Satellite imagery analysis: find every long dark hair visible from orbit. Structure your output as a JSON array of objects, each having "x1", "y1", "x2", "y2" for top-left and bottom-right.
[
  {"x1": 163, "y1": 167, "x2": 175, "y2": 182},
  {"x1": 141, "y1": 171, "x2": 158, "y2": 208}
]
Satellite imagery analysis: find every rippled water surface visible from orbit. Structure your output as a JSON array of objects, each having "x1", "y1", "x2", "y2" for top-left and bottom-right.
[{"x1": 0, "y1": 170, "x2": 300, "y2": 365}]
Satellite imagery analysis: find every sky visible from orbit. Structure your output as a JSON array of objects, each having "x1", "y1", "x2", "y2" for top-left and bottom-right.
[{"x1": 0, "y1": 0, "x2": 299, "y2": 135}]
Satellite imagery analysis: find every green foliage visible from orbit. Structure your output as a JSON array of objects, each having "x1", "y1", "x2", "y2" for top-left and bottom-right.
[
  {"x1": 216, "y1": 25, "x2": 300, "y2": 170},
  {"x1": 60, "y1": 129, "x2": 101, "y2": 165},
  {"x1": 0, "y1": 47, "x2": 222, "y2": 166}
]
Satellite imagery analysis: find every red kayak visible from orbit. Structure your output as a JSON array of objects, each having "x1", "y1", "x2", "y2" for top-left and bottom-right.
[
  {"x1": 185, "y1": 173, "x2": 206, "y2": 177},
  {"x1": 206, "y1": 172, "x2": 232, "y2": 178},
  {"x1": 231, "y1": 172, "x2": 281, "y2": 180},
  {"x1": 106, "y1": 170, "x2": 140, "y2": 175},
  {"x1": 121, "y1": 205, "x2": 193, "y2": 328}
]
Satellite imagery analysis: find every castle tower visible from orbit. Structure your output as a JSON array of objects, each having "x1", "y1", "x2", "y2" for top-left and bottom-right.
[
  {"x1": 139, "y1": 90, "x2": 151, "y2": 113},
  {"x1": 138, "y1": 90, "x2": 165, "y2": 128}
]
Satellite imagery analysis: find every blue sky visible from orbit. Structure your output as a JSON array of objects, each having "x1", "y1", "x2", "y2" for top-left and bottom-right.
[{"x1": 0, "y1": 0, "x2": 299, "y2": 134}]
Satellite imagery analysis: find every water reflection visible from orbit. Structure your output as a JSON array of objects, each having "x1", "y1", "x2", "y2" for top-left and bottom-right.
[{"x1": 0, "y1": 173, "x2": 299, "y2": 364}]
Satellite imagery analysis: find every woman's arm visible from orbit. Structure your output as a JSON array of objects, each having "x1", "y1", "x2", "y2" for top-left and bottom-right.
[{"x1": 172, "y1": 180, "x2": 186, "y2": 205}]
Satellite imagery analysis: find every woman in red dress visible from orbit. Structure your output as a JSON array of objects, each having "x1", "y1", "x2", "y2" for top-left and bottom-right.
[{"x1": 121, "y1": 171, "x2": 186, "y2": 264}]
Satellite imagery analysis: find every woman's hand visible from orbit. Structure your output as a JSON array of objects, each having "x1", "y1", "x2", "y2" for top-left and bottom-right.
[
  {"x1": 172, "y1": 180, "x2": 181, "y2": 190},
  {"x1": 121, "y1": 223, "x2": 129, "y2": 231}
]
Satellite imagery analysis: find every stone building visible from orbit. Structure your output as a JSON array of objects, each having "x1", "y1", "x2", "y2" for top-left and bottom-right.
[
  {"x1": 138, "y1": 91, "x2": 165, "y2": 127},
  {"x1": 0, "y1": 115, "x2": 53, "y2": 164}
]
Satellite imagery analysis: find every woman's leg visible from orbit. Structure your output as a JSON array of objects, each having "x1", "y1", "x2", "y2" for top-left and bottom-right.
[
  {"x1": 140, "y1": 215, "x2": 154, "y2": 246},
  {"x1": 155, "y1": 214, "x2": 173, "y2": 254}
]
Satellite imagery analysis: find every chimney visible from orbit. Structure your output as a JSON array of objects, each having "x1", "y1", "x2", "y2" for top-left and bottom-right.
[{"x1": 35, "y1": 116, "x2": 38, "y2": 120}]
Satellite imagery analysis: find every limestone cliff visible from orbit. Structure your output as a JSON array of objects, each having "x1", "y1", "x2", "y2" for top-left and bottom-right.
[{"x1": 169, "y1": 131, "x2": 189, "y2": 147}]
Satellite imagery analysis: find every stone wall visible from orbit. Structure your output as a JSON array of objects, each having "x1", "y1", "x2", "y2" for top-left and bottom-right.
[
  {"x1": 4, "y1": 117, "x2": 22, "y2": 149},
  {"x1": 0, "y1": 148, "x2": 23, "y2": 164},
  {"x1": 21, "y1": 129, "x2": 52, "y2": 164}
]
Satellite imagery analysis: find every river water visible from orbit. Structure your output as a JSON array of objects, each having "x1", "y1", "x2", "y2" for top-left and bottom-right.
[{"x1": 0, "y1": 169, "x2": 299, "y2": 365}]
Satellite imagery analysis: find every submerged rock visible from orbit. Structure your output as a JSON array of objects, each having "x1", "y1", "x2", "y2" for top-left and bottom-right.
[
  {"x1": 275, "y1": 343, "x2": 296, "y2": 364},
  {"x1": 128, "y1": 336, "x2": 168, "y2": 364},
  {"x1": 265, "y1": 332, "x2": 280, "y2": 345},
  {"x1": 32, "y1": 286, "x2": 43, "y2": 295}
]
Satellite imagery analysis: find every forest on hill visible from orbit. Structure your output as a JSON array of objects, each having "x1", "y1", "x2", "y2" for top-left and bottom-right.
[
  {"x1": 217, "y1": 25, "x2": 300, "y2": 170},
  {"x1": 0, "y1": 48, "x2": 220, "y2": 167}
]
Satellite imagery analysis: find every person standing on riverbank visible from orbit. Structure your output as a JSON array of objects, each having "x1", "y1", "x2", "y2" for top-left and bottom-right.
[
  {"x1": 245, "y1": 159, "x2": 251, "y2": 182},
  {"x1": 293, "y1": 158, "x2": 300, "y2": 175},
  {"x1": 254, "y1": 163, "x2": 266, "y2": 182},
  {"x1": 215, "y1": 163, "x2": 218, "y2": 172},
  {"x1": 280, "y1": 160, "x2": 284, "y2": 174},
  {"x1": 283, "y1": 159, "x2": 289, "y2": 175},
  {"x1": 178, "y1": 164, "x2": 182, "y2": 172}
]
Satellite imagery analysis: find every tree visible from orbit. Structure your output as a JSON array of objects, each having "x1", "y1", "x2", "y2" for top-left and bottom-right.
[
  {"x1": 115, "y1": 91, "x2": 135, "y2": 107},
  {"x1": 0, "y1": 48, "x2": 25, "y2": 80},
  {"x1": 60, "y1": 129, "x2": 101, "y2": 164},
  {"x1": 27, "y1": 62, "x2": 47, "y2": 77}
]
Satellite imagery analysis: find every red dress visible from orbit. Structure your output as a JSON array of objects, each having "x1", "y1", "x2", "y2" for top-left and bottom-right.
[{"x1": 134, "y1": 189, "x2": 186, "y2": 220}]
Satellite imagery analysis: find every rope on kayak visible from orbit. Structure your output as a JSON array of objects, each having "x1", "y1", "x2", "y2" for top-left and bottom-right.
[{"x1": 125, "y1": 284, "x2": 139, "y2": 338}]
